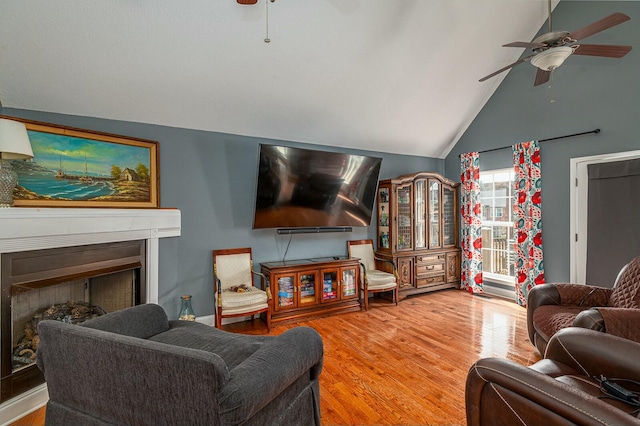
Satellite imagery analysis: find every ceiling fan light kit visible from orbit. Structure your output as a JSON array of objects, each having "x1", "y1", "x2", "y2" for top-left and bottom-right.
[{"x1": 530, "y1": 46, "x2": 574, "y2": 71}]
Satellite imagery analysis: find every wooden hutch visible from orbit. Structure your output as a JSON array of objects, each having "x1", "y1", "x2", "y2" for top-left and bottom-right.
[{"x1": 375, "y1": 171, "x2": 461, "y2": 297}]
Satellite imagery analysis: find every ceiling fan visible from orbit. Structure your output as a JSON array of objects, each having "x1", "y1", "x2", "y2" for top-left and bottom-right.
[{"x1": 479, "y1": 1, "x2": 632, "y2": 86}]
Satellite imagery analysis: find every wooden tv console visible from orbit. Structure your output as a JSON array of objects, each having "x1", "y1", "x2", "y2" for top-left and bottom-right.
[{"x1": 260, "y1": 256, "x2": 361, "y2": 326}]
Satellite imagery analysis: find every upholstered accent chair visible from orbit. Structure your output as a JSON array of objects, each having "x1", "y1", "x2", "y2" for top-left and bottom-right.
[
  {"x1": 466, "y1": 327, "x2": 640, "y2": 425},
  {"x1": 527, "y1": 255, "x2": 640, "y2": 355},
  {"x1": 213, "y1": 247, "x2": 272, "y2": 331},
  {"x1": 37, "y1": 304, "x2": 323, "y2": 425},
  {"x1": 347, "y1": 239, "x2": 399, "y2": 310}
]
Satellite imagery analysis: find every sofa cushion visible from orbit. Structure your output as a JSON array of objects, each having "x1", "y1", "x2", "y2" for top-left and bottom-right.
[
  {"x1": 532, "y1": 305, "x2": 587, "y2": 343},
  {"x1": 148, "y1": 320, "x2": 271, "y2": 370},
  {"x1": 221, "y1": 288, "x2": 268, "y2": 308},
  {"x1": 365, "y1": 270, "x2": 397, "y2": 289}
]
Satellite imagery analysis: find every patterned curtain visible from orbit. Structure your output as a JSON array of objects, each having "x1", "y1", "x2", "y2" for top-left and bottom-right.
[
  {"x1": 513, "y1": 141, "x2": 545, "y2": 306},
  {"x1": 460, "y1": 152, "x2": 483, "y2": 293}
]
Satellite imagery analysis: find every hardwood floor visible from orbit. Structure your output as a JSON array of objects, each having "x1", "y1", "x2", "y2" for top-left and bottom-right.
[
  {"x1": 229, "y1": 289, "x2": 540, "y2": 425},
  {"x1": 8, "y1": 407, "x2": 45, "y2": 426},
  {"x1": 10, "y1": 289, "x2": 540, "y2": 426}
]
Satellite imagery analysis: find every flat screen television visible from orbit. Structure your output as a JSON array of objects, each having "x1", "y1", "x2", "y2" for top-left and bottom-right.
[{"x1": 253, "y1": 144, "x2": 382, "y2": 230}]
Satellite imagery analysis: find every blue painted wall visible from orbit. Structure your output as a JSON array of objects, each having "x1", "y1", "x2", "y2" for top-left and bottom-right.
[
  {"x1": 444, "y1": 1, "x2": 640, "y2": 283},
  {"x1": 4, "y1": 1, "x2": 638, "y2": 316},
  {"x1": 0, "y1": 108, "x2": 441, "y2": 318}
]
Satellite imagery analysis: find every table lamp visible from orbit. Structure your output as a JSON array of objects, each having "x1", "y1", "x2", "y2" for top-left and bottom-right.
[{"x1": 0, "y1": 118, "x2": 34, "y2": 207}]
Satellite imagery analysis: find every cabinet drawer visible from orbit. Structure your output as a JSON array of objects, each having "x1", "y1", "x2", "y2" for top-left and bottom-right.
[
  {"x1": 415, "y1": 253, "x2": 446, "y2": 265},
  {"x1": 415, "y1": 263, "x2": 444, "y2": 275},
  {"x1": 416, "y1": 274, "x2": 446, "y2": 287}
]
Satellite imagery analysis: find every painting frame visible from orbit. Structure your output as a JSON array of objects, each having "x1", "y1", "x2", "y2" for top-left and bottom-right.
[{"x1": 2, "y1": 116, "x2": 160, "y2": 208}]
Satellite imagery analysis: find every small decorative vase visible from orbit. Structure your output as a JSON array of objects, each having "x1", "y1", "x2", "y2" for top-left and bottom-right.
[{"x1": 179, "y1": 295, "x2": 196, "y2": 321}]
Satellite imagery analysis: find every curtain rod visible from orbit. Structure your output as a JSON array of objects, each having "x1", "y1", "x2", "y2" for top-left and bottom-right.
[{"x1": 465, "y1": 128, "x2": 601, "y2": 156}]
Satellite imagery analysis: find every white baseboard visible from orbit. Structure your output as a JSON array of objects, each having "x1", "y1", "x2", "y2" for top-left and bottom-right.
[
  {"x1": 195, "y1": 314, "x2": 215, "y2": 326},
  {"x1": 195, "y1": 314, "x2": 257, "y2": 327},
  {"x1": 484, "y1": 283, "x2": 517, "y2": 301},
  {"x1": 0, "y1": 384, "x2": 48, "y2": 426}
]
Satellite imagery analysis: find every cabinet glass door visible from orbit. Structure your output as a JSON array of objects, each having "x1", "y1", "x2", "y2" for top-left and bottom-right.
[
  {"x1": 396, "y1": 185, "x2": 412, "y2": 250},
  {"x1": 298, "y1": 273, "x2": 317, "y2": 306},
  {"x1": 429, "y1": 180, "x2": 440, "y2": 248},
  {"x1": 341, "y1": 268, "x2": 357, "y2": 298},
  {"x1": 322, "y1": 271, "x2": 338, "y2": 301},
  {"x1": 414, "y1": 180, "x2": 426, "y2": 249},
  {"x1": 443, "y1": 185, "x2": 456, "y2": 246},
  {"x1": 378, "y1": 187, "x2": 390, "y2": 249},
  {"x1": 277, "y1": 275, "x2": 295, "y2": 309}
]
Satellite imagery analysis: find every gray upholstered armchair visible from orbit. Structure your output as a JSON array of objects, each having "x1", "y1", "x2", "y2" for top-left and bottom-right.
[
  {"x1": 527, "y1": 255, "x2": 640, "y2": 354},
  {"x1": 36, "y1": 304, "x2": 323, "y2": 425}
]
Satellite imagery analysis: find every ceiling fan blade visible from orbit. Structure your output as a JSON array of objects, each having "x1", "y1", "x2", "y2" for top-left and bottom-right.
[
  {"x1": 569, "y1": 12, "x2": 630, "y2": 41},
  {"x1": 237, "y1": 0, "x2": 258, "y2": 4},
  {"x1": 503, "y1": 41, "x2": 546, "y2": 49},
  {"x1": 479, "y1": 55, "x2": 535, "y2": 82},
  {"x1": 534, "y1": 69, "x2": 551, "y2": 87},
  {"x1": 573, "y1": 44, "x2": 632, "y2": 58}
]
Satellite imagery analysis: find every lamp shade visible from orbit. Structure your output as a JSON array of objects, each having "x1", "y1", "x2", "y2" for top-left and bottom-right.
[{"x1": 0, "y1": 118, "x2": 34, "y2": 160}]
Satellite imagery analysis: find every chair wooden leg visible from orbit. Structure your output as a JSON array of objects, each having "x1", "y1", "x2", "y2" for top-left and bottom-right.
[
  {"x1": 215, "y1": 307, "x2": 222, "y2": 329},
  {"x1": 364, "y1": 288, "x2": 369, "y2": 311},
  {"x1": 265, "y1": 307, "x2": 271, "y2": 333},
  {"x1": 395, "y1": 285, "x2": 399, "y2": 306}
]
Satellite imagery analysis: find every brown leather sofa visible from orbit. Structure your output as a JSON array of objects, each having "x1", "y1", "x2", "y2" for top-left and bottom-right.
[
  {"x1": 466, "y1": 327, "x2": 640, "y2": 426},
  {"x1": 527, "y1": 255, "x2": 640, "y2": 354}
]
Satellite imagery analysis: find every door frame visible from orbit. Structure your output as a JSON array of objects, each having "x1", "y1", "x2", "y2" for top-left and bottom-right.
[{"x1": 570, "y1": 149, "x2": 640, "y2": 283}]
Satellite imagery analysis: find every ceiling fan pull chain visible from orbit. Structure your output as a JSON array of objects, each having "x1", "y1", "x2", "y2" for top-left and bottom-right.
[
  {"x1": 549, "y1": 71, "x2": 555, "y2": 103},
  {"x1": 264, "y1": 0, "x2": 271, "y2": 43}
]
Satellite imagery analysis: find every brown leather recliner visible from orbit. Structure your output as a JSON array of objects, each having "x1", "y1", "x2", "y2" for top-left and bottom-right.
[
  {"x1": 466, "y1": 328, "x2": 640, "y2": 426},
  {"x1": 527, "y1": 255, "x2": 640, "y2": 355}
]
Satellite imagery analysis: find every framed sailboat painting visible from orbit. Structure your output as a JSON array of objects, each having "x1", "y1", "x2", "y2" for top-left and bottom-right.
[{"x1": 2, "y1": 116, "x2": 160, "y2": 208}]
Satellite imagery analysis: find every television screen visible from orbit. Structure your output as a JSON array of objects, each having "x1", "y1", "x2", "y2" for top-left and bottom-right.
[{"x1": 253, "y1": 144, "x2": 382, "y2": 229}]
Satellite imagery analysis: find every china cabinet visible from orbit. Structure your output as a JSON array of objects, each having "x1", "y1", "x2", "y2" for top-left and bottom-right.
[
  {"x1": 261, "y1": 256, "x2": 360, "y2": 325},
  {"x1": 376, "y1": 171, "x2": 461, "y2": 296}
]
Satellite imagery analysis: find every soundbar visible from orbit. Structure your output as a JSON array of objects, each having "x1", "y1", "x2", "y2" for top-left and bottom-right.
[{"x1": 276, "y1": 227, "x2": 353, "y2": 235}]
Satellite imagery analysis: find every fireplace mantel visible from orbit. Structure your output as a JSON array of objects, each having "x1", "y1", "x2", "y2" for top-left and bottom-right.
[
  {"x1": 0, "y1": 208, "x2": 181, "y2": 251},
  {"x1": 0, "y1": 207, "x2": 181, "y2": 423}
]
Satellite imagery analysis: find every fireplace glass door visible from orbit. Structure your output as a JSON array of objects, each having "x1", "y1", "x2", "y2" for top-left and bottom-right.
[{"x1": 1, "y1": 240, "x2": 145, "y2": 403}]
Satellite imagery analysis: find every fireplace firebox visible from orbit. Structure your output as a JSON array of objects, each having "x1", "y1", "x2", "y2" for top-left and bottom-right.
[{"x1": 1, "y1": 240, "x2": 145, "y2": 403}]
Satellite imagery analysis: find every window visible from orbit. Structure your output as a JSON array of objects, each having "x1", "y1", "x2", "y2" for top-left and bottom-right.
[{"x1": 480, "y1": 169, "x2": 516, "y2": 284}]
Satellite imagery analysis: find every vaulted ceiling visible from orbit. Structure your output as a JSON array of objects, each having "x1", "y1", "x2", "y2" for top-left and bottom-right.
[{"x1": 0, "y1": 0, "x2": 560, "y2": 158}]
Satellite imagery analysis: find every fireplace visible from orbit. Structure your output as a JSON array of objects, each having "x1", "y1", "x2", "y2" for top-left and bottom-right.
[
  {"x1": 0, "y1": 208, "x2": 181, "y2": 423},
  {"x1": 1, "y1": 240, "x2": 146, "y2": 403}
]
